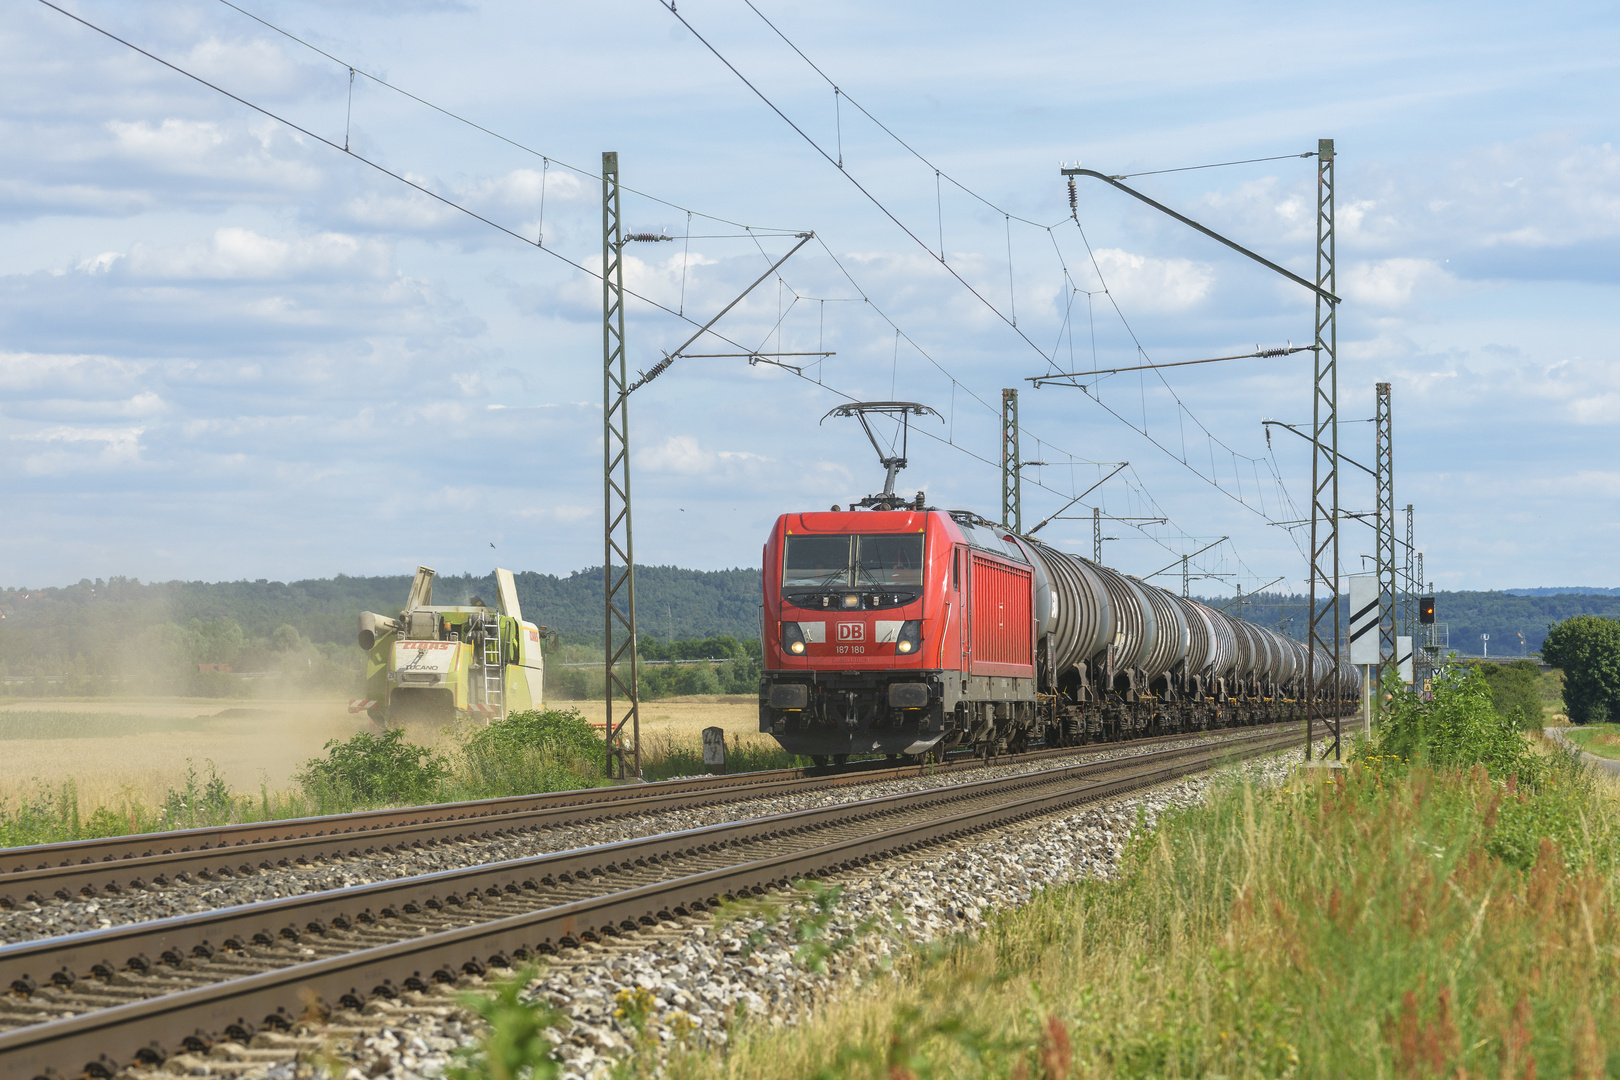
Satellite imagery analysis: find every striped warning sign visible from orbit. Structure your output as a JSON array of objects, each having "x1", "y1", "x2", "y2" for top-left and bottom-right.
[
  {"x1": 1397, "y1": 634, "x2": 1413, "y2": 683},
  {"x1": 347, "y1": 699, "x2": 378, "y2": 713},
  {"x1": 1348, "y1": 574, "x2": 1380, "y2": 665}
]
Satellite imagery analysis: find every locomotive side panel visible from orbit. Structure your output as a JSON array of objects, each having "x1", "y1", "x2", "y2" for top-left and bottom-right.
[{"x1": 967, "y1": 553, "x2": 1035, "y2": 678}]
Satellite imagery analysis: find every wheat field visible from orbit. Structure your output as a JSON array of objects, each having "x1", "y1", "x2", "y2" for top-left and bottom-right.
[{"x1": 0, "y1": 694, "x2": 770, "y2": 808}]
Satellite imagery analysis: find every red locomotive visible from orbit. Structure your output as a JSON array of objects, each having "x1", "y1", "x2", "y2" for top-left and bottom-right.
[{"x1": 757, "y1": 501, "x2": 1359, "y2": 763}]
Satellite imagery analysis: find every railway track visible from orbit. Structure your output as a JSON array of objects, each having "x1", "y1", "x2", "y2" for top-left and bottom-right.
[
  {"x1": 0, "y1": 721, "x2": 1305, "y2": 909},
  {"x1": 0, "y1": 725, "x2": 1302, "y2": 1079}
]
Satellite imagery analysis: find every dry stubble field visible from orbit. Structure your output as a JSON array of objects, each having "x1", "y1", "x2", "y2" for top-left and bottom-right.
[{"x1": 0, "y1": 694, "x2": 765, "y2": 808}]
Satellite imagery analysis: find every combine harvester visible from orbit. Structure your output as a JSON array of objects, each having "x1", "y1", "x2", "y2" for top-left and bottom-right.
[{"x1": 352, "y1": 566, "x2": 549, "y2": 726}]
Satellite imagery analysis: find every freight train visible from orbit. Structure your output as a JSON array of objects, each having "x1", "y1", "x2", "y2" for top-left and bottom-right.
[{"x1": 758, "y1": 504, "x2": 1358, "y2": 763}]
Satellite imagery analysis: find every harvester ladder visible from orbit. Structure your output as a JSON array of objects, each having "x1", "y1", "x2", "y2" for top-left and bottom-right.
[{"x1": 482, "y1": 621, "x2": 504, "y2": 716}]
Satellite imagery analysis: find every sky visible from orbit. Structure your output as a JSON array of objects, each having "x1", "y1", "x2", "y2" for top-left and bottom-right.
[{"x1": 1, "y1": 0, "x2": 1617, "y2": 595}]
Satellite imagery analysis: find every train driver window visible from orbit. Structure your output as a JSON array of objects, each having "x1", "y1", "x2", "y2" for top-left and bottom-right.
[
  {"x1": 783, "y1": 535, "x2": 853, "y2": 588},
  {"x1": 854, "y1": 534, "x2": 924, "y2": 587}
]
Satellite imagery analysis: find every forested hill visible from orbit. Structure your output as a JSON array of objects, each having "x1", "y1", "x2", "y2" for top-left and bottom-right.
[
  {"x1": 0, "y1": 566, "x2": 761, "y2": 661},
  {"x1": 1190, "y1": 590, "x2": 1620, "y2": 656},
  {"x1": 4, "y1": 568, "x2": 1619, "y2": 680}
]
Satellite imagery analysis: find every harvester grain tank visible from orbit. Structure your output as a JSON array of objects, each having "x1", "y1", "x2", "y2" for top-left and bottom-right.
[{"x1": 355, "y1": 566, "x2": 549, "y2": 725}]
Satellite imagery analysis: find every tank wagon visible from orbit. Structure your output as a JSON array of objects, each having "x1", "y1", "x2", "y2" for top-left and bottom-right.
[{"x1": 758, "y1": 506, "x2": 1358, "y2": 762}]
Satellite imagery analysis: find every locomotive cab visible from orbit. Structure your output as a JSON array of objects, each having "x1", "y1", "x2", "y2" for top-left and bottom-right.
[{"x1": 759, "y1": 508, "x2": 1038, "y2": 759}]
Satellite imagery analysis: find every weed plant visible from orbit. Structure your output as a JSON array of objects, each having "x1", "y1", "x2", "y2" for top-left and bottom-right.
[
  {"x1": 454, "y1": 708, "x2": 606, "y2": 800},
  {"x1": 651, "y1": 668, "x2": 1620, "y2": 1079},
  {"x1": 294, "y1": 727, "x2": 454, "y2": 812}
]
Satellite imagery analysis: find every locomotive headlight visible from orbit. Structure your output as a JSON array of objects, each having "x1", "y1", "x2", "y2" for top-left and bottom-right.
[
  {"x1": 782, "y1": 621, "x2": 807, "y2": 656},
  {"x1": 896, "y1": 620, "x2": 923, "y2": 655}
]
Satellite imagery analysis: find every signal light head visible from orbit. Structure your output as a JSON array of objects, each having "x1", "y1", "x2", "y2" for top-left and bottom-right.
[{"x1": 1419, "y1": 597, "x2": 1435, "y2": 624}]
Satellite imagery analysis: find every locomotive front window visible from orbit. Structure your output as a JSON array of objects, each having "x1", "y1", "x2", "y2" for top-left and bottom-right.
[
  {"x1": 855, "y1": 534, "x2": 924, "y2": 587},
  {"x1": 782, "y1": 533, "x2": 924, "y2": 590},
  {"x1": 783, "y1": 536, "x2": 854, "y2": 587}
]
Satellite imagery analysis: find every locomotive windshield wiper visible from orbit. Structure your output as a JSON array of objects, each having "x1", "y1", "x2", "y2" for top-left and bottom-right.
[{"x1": 854, "y1": 564, "x2": 887, "y2": 590}]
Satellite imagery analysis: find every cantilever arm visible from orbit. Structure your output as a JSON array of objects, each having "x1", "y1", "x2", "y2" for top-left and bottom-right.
[{"x1": 1062, "y1": 168, "x2": 1340, "y2": 304}]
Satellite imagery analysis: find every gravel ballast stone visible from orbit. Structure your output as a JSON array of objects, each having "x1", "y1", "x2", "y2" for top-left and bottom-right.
[{"x1": 156, "y1": 743, "x2": 1310, "y2": 1080}]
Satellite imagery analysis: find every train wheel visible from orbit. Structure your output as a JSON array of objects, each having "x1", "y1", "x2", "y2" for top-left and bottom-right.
[
  {"x1": 811, "y1": 755, "x2": 830, "y2": 767},
  {"x1": 834, "y1": 754, "x2": 849, "y2": 766}
]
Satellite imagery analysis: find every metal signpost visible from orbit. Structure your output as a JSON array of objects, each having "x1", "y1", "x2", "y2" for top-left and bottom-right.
[{"x1": 1348, "y1": 573, "x2": 1379, "y2": 736}]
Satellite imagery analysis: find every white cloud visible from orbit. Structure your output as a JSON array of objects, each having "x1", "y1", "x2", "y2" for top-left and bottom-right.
[
  {"x1": 1087, "y1": 248, "x2": 1214, "y2": 313},
  {"x1": 117, "y1": 227, "x2": 391, "y2": 281},
  {"x1": 181, "y1": 37, "x2": 300, "y2": 95},
  {"x1": 104, "y1": 119, "x2": 321, "y2": 188},
  {"x1": 13, "y1": 425, "x2": 145, "y2": 475},
  {"x1": 634, "y1": 435, "x2": 772, "y2": 477},
  {"x1": 1341, "y1": 258, "x2": 1460, "y2": 310}
]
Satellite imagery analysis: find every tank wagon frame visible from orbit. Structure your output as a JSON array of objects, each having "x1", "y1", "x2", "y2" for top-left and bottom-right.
[{"x1": 759, "y1": 507, "x2": 1357, "y2": 762}]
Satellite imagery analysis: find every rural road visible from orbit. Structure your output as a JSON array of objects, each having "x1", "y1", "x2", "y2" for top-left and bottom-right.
[{"x1": 1544, "y1": 726, "x2": 1620, "y2": 775}]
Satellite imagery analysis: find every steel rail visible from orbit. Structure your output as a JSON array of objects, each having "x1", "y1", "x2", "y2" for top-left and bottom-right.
[
  {"x1": 0, "y1": 730, "x2": 1296, "y2": 1080},
  {"x1": 0, "y1": 729, "x2": 1284, "y2": 1000},
  {"x1": 0, "y1": 723, "x2": 1305, "y2": 905}
]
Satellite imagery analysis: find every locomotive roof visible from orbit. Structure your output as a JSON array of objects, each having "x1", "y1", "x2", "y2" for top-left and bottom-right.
[{"x1": 775, "y1": 508, "x2": 1029, "y2": 565}]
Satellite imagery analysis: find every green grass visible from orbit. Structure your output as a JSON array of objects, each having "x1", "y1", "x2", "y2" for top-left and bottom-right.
[
  {"x1": 1560, "y1": 723, "x2": 1620, "y2": 760},
  {"x1": 620, "y1": 666, "x2": 1620, "y2": 1080},
  {"x1": 642, "y1": 753, "x2": 1618, "y2": 1080}
]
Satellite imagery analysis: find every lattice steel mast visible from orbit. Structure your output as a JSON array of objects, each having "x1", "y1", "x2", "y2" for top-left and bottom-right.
[
  {"x1": 601, "y1": 151, "x2": 641, "y2": 780},
  {"x1": 1375, "y1": 381, "x2": 1397, "y2": 698},
  {"x1": 1307, "y1": 138, "x2": 1341, "y2": 760},
  {"x1": 1001, "y1": 389, "x2": 1021, "y2": 532}
]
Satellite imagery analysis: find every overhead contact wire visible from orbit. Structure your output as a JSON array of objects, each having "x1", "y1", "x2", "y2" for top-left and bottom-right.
[{"x1": 38, "y1": 0, "x2": 777, "y2": 357}]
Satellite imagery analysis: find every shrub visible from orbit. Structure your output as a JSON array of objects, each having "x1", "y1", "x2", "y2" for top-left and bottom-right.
[
  {"x1": 1362, "y1": 664, "x2": 1547, "y2": 787},
  {"x1": 295, "y1": 728, "x2": 451, "y2": 809},
  {"x1": 1472, "y1": 659, "x2": 1546, "y2": 730}
]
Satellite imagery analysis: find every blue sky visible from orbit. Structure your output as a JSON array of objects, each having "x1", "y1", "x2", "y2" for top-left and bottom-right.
[{"x1": 2, "y1": 0, "x2": 1616, "y2": 594}]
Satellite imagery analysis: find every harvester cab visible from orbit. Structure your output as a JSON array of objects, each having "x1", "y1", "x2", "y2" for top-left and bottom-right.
[{"x1": 354, "y1": 566, "x2": 550, "y2": 726}]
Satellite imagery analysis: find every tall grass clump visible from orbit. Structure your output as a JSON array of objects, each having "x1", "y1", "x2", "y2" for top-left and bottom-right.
[
  {"x1": 639, "y1": 731, "x2": 809, "y2": 781},
  {"x1": 454, "y1": 708, "x2": 605, "y2": 798},
  {"x1": 654, "y1": 668, "x2": 1620, "y2": 1080}
]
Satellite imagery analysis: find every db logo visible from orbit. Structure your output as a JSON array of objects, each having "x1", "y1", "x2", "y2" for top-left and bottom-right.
[{"x1": 837, "y1": 623, "x2": 865, "y2": 642}]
